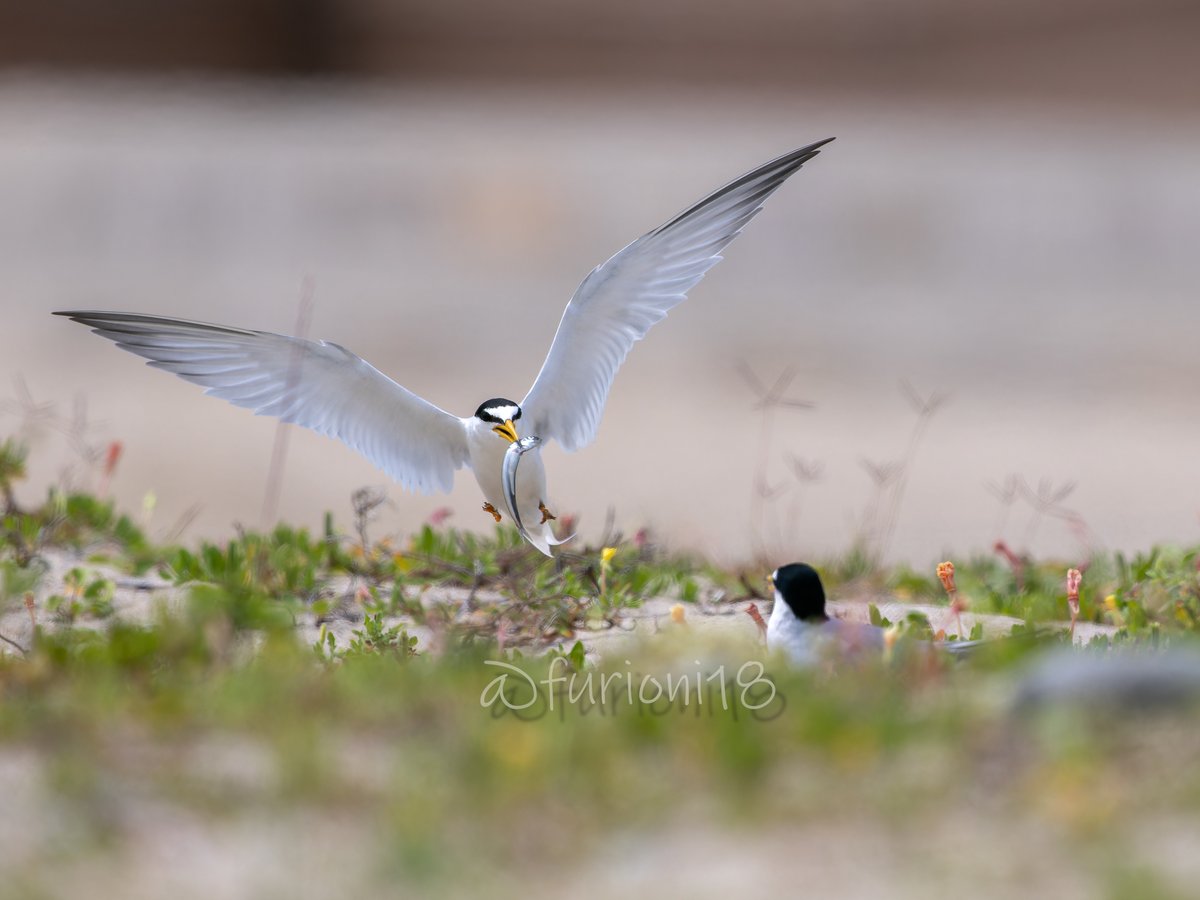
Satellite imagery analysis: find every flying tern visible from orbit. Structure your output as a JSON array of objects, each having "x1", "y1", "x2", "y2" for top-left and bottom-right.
[{"x1": 57, "y1": 139, "x2": 833, "y2": 555}]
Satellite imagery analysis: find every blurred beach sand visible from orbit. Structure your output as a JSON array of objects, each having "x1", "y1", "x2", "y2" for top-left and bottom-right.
[{"x1": 2, "y1": 78, "x2": 1199, "y2": 564}]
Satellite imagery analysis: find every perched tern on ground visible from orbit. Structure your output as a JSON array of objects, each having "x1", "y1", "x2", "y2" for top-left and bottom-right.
[
  {"x1": 767, "y1": 563, "x2": 986, "y2": 667},
  {"x1": 57, "y1": 139, "x2": 833, "y2": 556}
]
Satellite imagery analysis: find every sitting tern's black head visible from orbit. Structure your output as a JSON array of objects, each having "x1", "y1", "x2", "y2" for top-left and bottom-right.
[
  {"x1": 475, "y1": 398, "x2": 522, "y2": 444},
  {"x1": 770, "y1": 563, "x2": 829, "y2": 622}
]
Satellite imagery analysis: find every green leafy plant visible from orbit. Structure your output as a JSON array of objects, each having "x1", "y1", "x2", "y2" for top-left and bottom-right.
[
  {"x1": 316, "y1": 612, "x2": 417, "y2": 661},
  {"x1": 45, "y1": 567, "x2": 116, "y2": 623},
  {"x1": 0, "y1": 437, "x2": 28, "y2": 515}
]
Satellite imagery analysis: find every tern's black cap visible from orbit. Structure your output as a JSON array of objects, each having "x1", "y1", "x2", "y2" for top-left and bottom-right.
[
  {"x1": 772, "y1": 563, "x2": 828, "y2": 621},
  {"x1": 474, "y1": 399, "x2": 522, "y2": 423}
]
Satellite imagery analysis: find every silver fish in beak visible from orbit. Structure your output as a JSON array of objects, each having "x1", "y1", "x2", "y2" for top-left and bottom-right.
[
  {"x1": 502, "y1": 435, "x2": 544, "y2": 546},
  {"x1": 502, "y1": 436, "x2": 576, "y2": 555}
]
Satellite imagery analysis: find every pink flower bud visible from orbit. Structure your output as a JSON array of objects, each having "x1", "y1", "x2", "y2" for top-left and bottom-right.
[
  {"x1": 103, "y1": 441, "x2": 124, "y2": 478},
  {"x1": 1066, "y1": 567, "x2": 1082, "y2": 613},
  {"x1": 936, "y1": 561, "x2": 957, "y2": 595}
]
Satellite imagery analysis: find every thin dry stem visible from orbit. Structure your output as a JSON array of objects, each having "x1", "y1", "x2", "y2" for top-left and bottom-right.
[{"x1": 262, "y1": 277, "x2": 316, "y2": 527}]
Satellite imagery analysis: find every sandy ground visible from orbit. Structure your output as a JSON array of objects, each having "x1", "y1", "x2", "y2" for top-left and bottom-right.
[
  {"x1": 6, "y1": 748, "x2": 1197, "y2": 900},
  {"x1": 6, "y1": 734, "x2": 1199, "y2": 900},
  {"x1": 0, "y1": 551, "x2": 1163, "y2": 900},
  {"x1": 2, "y1": 78, "x2": 1200, "y2": 567},
  {"x1": 0, "y1": 548, "x2": 1112, "y2": 664}
]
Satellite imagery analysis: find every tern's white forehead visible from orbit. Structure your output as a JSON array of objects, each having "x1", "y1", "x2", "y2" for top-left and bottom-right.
[{"x1": 483, "y1": 404, "x2": 519, "y2": 421}]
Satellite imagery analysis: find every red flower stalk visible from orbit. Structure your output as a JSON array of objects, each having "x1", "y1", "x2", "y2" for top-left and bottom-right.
[
  {"x1": 937, "y1": 560, "x2": 968, "y2": 638},
  {"x1": 993, "y1": 540, "x2": 1026, "y2": 589},
  {"x1": 745, "y1": 602, "x2": 768, "y2": 641},
  {"x1": 936, "y1": 561, "x2": 957, "y2": 595},
  {"x1": 98, "y1": 440, "x2": 124, "y2": 497}
]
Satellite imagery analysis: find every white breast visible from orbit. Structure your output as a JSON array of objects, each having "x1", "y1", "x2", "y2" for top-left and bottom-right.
[
  {"x1": 464, "y1": 417, "x2": 511, "y2": 510},
  {"x1": 766, "y1": 590, "x2": 885, "y2": 667}
]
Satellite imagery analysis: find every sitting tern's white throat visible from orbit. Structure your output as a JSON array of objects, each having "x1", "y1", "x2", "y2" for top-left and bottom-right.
[{"x1": 57, "y1": 139, "x2": 833, "y2": 556}]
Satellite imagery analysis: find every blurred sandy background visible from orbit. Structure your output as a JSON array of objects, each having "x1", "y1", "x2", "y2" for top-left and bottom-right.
[{"x1": 1, "y1": 0, "x2": 1198, "y2": 565}]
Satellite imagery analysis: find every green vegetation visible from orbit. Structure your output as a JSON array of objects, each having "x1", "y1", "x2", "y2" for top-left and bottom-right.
[{"x1": 2, "y1": 434, "x2": 1200, "y2": 897}]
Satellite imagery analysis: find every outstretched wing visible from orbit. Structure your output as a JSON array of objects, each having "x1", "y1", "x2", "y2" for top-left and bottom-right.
[
  {"x1": 521, "y1": 139, "x2": 833, "y2": 451},
  {"x1": 56, "y1": 311, "x2": 469, "y2": 494}
]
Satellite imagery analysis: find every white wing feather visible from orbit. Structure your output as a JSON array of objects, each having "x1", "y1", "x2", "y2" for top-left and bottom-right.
[
  {"x1": 521, "y1": 139, "x2": 833, "y2": 451},
  {"x1": 56, "y1": 312, "x2": 469, "y2": 494}
]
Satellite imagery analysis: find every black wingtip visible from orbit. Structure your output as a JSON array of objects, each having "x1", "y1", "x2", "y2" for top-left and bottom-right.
[
  {"x1": 758, "y1": 137, "x2": 836, "y2": 178},
  {"x1": 53, "y1": 310, "x2": 100, "y2": 322},
  {"x1": 795, "y1": 136, "x2": 836, "y2": 166}
]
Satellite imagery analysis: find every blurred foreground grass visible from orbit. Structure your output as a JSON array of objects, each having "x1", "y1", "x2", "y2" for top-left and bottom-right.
[{"x1": 2, "y1": 436, "x2": 1200, "y2": 898}]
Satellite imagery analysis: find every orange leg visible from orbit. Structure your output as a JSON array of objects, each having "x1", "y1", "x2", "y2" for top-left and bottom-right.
[{"x1": 482, "y1": 502, "x2": 502, "y2": 523}]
